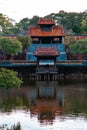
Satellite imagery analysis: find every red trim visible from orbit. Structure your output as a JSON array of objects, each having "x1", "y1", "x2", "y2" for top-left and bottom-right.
[
  {"x1": 28, "y1": 26, "x2": 65, "y2": 37},
  {"x1": 38, "y1": 18, "x2": 55, "y2": 25},
  {"x1": 34, "y1": 46, "x2": 59, "y2": 57}
]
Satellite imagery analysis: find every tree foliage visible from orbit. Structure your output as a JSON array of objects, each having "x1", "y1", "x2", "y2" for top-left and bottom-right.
[
  {"x1": 0, "y1": 13, "x2": 14, "y2": 34},
  {"x1": 17, "y1": 16, "x2": 39, "y2": 30},
  {"x1": 18, "y1": 17, "x2": 30, "y2": 30},
  {"x1": 0, "y1": 37, "x2": 22, "y2": 55},
  {"x1": 0, "y1": 68, "x2": 23, "y2": 88},
  {"x1": 81, "y1": 19, "x2": 87, "y2": 34},
  {"x1": 68, "y1": 39, "x2": 87, "y2": 54},
  {"x1": 17, "y1": 36, "x2": 32, "y2": 50},
  {"x1": 29, "y1": 16, "x2": 39, "y2": 26},
  {"x1": 45, "y1": 10, "x2": 87, "y2": 34},
  {"x1": 16, "y1": 10, "x2": 87, "y2": 34},
  {"x1": 1, "y1": 11, "x2": 87, "y2": 34}
]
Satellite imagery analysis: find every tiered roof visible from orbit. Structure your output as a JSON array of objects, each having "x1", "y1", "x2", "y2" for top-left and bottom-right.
[
  {"x1": 28, "y1": 26, "x2": 65, "y2": 37},
  {"x1": 28, "y1": 18, "x2": 65, "y2": 37},
  {"x1": 37, "y1": 18, "x2": 55, "y2": 25},
  {"x1": 34, "y1": 46, "x2": 59, "y2": 57}
]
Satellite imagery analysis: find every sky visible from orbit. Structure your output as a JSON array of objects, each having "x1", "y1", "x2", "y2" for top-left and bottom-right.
[{"x1": 0, "y1": 0, "x2": 87, "y2": 22}]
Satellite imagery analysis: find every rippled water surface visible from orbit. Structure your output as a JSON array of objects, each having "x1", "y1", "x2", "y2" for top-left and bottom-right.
[{"x1": 0, "y1": 79, "x2": 87, "y2": 130}]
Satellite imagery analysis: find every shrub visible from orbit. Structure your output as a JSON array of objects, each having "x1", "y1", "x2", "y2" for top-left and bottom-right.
[{"x1": 0, "y1": 68, "x2": 23, "y2": 88}]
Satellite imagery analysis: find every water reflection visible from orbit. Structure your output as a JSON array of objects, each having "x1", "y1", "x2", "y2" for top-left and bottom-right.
[
  {"x1": 29, "y1": 81, "x2": 64, "y2": 125},
  {"x1": 0, "y1": 80, "x2": 87, "y2": 129}
]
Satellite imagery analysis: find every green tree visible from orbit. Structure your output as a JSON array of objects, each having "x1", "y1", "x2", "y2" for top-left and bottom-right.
[
  {"x1": 81, "y1": 19, "x2": 87, "y2": 34},
  {"x1": 68, "y1": 39, "x2": 87, "y2": 54},
  {"x1": 29, "y1": 16, "x2": 39, "y2": 26},
  {"x1": 0, "y1": 13, "x2": 14, "y2": 34},
  {"x1": 17, "y1": 16, "x2": 39, "y2": 31},
  {"x1": 0, "y1": 68, "x2": 23, "y2": 88},
  {"x1": 17, "y1": 36, "x2": 32, "y2": 50},
  {"x1": 45, "y1": 10, "x2": 87, "y2": 34},
  {"x1": 18, "y1": 18, "x2": 30, "y2": 30},
  {"x1": 7, "y1": 26, "x2": 19, "y2": 34},
  {"x1": 0, "y1": 37, "x2": 22, "y2": 57}
]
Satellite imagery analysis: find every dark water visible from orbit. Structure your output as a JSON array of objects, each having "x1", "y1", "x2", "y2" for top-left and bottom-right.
[{"x1": 0, "y1": 79, "x2": 87, "y2": 130}]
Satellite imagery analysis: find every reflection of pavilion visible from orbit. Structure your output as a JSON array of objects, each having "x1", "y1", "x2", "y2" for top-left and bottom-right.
[{"x1": 28, "y1": 81, "x2": 64, "y2": 124}]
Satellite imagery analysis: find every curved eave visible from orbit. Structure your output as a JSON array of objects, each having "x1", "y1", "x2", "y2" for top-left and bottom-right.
[
  {"x1": 28, "y1": 27, "x2": 65, "y2": 37},
  {"x1": 34, "y1": 53, "x2": 59, "y2": 57},
  {"x1": 30, "y1": 35, "x2": 65, "y2": 37}
]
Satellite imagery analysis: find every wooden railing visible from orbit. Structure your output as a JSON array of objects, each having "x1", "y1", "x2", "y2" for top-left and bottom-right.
[
  {"x1": 0, "y1": 60, "x2": 87, "y2": 66},
  {"x1": 0, "y1": 60, "x2": 36, "y2": 66},
  {"x1": 12, "y1": 60, "x2": 36, "y2": 64},
  {"x1": 0, "y1": 60, "x2": 36, "y2": 64},
  {"x1": 56, "y1": 60, "x2": 87, "y2": 64}
]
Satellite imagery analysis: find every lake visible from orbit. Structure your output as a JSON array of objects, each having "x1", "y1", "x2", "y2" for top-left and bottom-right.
[{"x1": 0, "y1": 79, "x2": 87, "y2": 130}]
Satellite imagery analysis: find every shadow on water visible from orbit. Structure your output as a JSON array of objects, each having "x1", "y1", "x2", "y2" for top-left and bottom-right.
[{"x1": 0, "y1": 79, "x2": 87, "y2": 129}]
